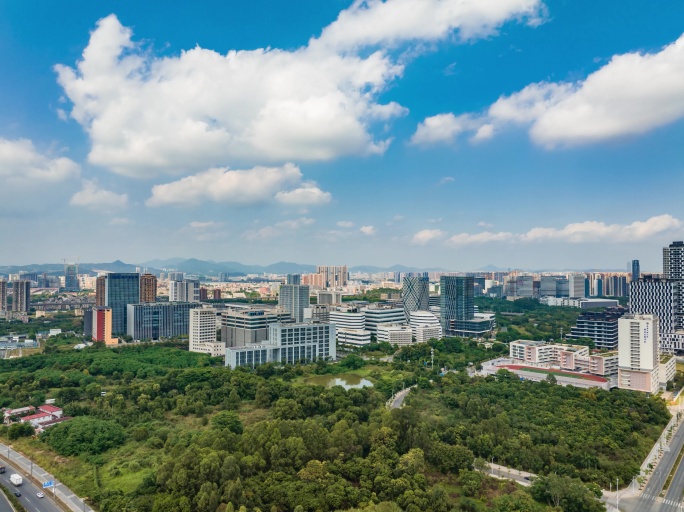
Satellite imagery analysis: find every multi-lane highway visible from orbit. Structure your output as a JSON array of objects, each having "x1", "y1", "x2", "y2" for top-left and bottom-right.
[
  {"x1": 621, "y1": 417, "x2": 684, "y2": 512},
  {"x1": 0, "y1": 458, "x2": 62, "y2": 512}
]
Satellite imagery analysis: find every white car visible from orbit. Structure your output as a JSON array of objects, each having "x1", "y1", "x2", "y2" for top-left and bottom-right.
[{"x1": 37, "y1": 492, "x2": 45, "y2": 498}]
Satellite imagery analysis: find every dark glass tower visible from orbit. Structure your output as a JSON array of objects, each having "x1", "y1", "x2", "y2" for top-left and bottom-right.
[
  {"x1": 631, "y1": 260, "x2": 640, "y2": 282},
  {"x1": 105, "y1": 273, "x2": 140, "y2": 334},
  {"x1": 439, "y1": 276, "x2": 474, "y2": 331},
  {"x1": 402, "y1": 276, "x2": 429, "y2": 317}
]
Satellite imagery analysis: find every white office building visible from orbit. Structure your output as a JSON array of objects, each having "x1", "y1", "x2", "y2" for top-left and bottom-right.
[
  {"x1": 189, "y1": 308, "x2": 223, "y2": 357},
  {"x1": 377, "y1": 324, "x2": 413, "y2": 346},
  {"x1": 409, "y1": 311, "x2": 442, "y2": 343},
  {"x1": 336, "y1": 328, "x2": 372, "y2": 347},
  {"x1": 170, "y1": 279, "x2": 200, "y2": 303},
  {"x1": 225, "y1": 322, "x2": 336, "y2": 369},
  {"x1": 618, "y1": 314, "x2": 660, "y2": 393},
  {"x1": 329, "y1": 307, "x2": 366, "y2": 330},
  {"x1": 363, "y1": 304, "x2": 406, "y2": 333},
  {"x1": 568, "y1": 274, "x2": 586, "y2": 298}
]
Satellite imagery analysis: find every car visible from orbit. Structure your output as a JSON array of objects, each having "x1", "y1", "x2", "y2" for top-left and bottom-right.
[
  {"x1": 37, "y1": 492, "x2": 45, "y2": 498},
  {"x1": 13, "y1": 491, "x2": 21, "y2": 497},
  {"x1": 523, "y1": 476, "x2": 531, "y2": 481}
]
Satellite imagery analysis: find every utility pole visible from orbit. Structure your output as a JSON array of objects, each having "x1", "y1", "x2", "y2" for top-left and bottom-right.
[
  {"x1": 616, "y1": 477, "x2": 619, "y2": 510},
  {"x1": 431, "y1": 347, "x2": 434, "y2": 371}
]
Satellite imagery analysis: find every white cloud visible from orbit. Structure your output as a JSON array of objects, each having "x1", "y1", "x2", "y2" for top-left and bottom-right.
[
  {"x1": 0, "y1": 138, "x2": 80, "y2": 184},
  {"x1": 55, "y1": 15, "x2": 404, "y2": 177},
  {"x1": 147, "y1": 163, "x2": 330, "y2": 207},
  {"x1": 70, "y1": 180, "x2": 128, "y2": 212},
  {"x1": 360, "y1": 225, "x2": 376, "y2": 235},
  {"x1": 392, "y1": 214, "x2": 405, "y2": 221},
  {"x1": 337, "y1": 220, "x2": 354, "y2": 228},
  {"x1": 183, "y1": 220, "x2": 226, "y2": 241},
  {"x1": 410, "y1": 113, "x2": 476, "y2": 146},
  {"x1": 415, "y1": 34, "x2": 684, "y2": 147},
  {"x1": 243, "y1": 217, "x2": 314, "y2": 240},
  {"x1": 56, "y1": 3, "x2": 542, "y2": 176},
  {"x1": 316, "y1": 0, "x2": 544, "y2": 50},
  {"x1": 447, "y1": 231, "x2": 515, "y2": 246},
  {"x1": 109, "y1": 217, "x2": 133, "y2": 226},
  {"x1": 188, "y1": 221, "x2": 224, "y2": 230},
  {"x1": 438, "y1": 176, "x2": 455, "y2": 185},
  {"x1": 520, "y1": 214, "x2": 681, "y2": 243},
  {"x1": 275, "y1": 183, "x2": 332, "y2": 206},
  {"x1": 478, "y1": 221, "x2": 494, "y2": 228},
  {"x1": 411, "y1": 229, "x2": 445, "y2": 245},
  {"x1": 446, "y1": 215, "x2": 681, "y2": 246},
  {"x1": 428, "y1": 218, "x2": 443, "y2": 223}
]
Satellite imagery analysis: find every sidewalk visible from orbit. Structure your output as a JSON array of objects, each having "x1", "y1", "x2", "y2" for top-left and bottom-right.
[{"x1": 0, "y1": 442, "x2": 93, "y2": 512}]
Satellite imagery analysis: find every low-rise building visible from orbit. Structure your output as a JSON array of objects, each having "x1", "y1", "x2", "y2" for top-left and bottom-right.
[
  {"x1": 509, "y1": 340, "x2": 619, "y2": 377},
  {"x1": 336, "y1": 328, "x2": 372, "y2": 347},
  {"x1": 377, "y1": 324, "x2": 412, "y2": 346}
]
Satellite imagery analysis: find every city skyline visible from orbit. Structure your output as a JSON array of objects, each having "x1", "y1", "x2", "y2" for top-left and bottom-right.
[{"x1": 2, "y1": 1, "x2": 684, "y2": 269}]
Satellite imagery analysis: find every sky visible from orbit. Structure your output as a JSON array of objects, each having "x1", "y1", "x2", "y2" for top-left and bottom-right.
[{"x1": 1, "y1": 0, "x2": 684, "y2": 271}]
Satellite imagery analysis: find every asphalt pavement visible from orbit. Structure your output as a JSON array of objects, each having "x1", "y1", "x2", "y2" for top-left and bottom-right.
[
  {"x1": 620, "y1": 417, "x2": 684, "y2": 512},
  {"x1": 0, "y1": 491, "x2": 15, "y2": 512},
  {"x1": 0, "y1": 458, "x2": 63, "y2": 512}
]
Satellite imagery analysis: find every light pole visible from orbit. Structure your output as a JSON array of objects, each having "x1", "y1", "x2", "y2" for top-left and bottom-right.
[
  {"x1": 491, "y1": 457, "x2": 494, "y2": 476},
  {"x1": 616, "y1": 477, "x2": 619, "y2": 510}
]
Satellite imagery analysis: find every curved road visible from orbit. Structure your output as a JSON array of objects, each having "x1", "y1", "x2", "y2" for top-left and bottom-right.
[{"x1": 0, "y1": 491, "x2": 15, "y2": 512}]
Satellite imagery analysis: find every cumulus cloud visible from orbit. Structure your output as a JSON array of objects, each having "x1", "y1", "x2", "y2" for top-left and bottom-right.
[
  {"x1": 70, "y1": 180, "x2": 128, "y2": 212},
  {"x1": 243, "y1": 217, "x2": 314, "y2": 240},
  {"x1": 447, "y1": 231, "x2": 515, "y2": 246},
  {"x1": 147, "y1": 163, "x2": 330, "y2": 207},
  {"x1": 183, "y1": 220, "x2": 226, "y2": 241},
  {"x1": 413, "y1": 34, "x2": 684, "y2": 147},
  {"x1": 446, "y1": 215, "x2": 681, "y2": 246},
  {"x1": 360, "y1": 225, "x2": 376, "y2": 235},
  {"x1": 275, "y1": 183, "x2": 332, "y2": 205},
  {"x1": 316, "y1": 0, "x2": 544, "y2": 50},
  {"x1": 0, "y1": 138, "x2": 80, "y2": 184},
  {"x1": 56, "y1": 3, "x2": 543, "y2": 176},
  {"x1": 478, "y1": 221, "x2": 494, "y2": 228},
  {"x1": 411, "y1": 229, "x2": 445, "y2": 245},
  {"x1": 337, "y1": 220, "x2": 354, "y2": 228}
]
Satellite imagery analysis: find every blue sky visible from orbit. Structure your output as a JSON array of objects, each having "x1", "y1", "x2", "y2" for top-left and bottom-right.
[{"x1": 1, "y1": 0, "x2": 684, "y2": 271}]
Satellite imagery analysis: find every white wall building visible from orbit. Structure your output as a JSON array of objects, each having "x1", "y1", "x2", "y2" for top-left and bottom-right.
[
  {"x1": 568, "y1": 274, "x2": 586, "y2": 298},
  {"x1": 363, "y1": 304, "x2": 406, "y2": 333},
  {"x1": 189, "y1": 308, "x2": 224, "y2": 357},
  {"x1": 170, "y1": 279, "x2": 200, "y2": 303},
  {"x1": 377, "y1": 324, "x2": 413, "y2": 346},
  {"x1": 336, "y1": 328, "x2": 372, "y2": 347},
  {"x1": 409, "y1": 311, "x2": 442, "y2": 343},
  {"x1": 618, "y1": 314, "x2": 660, "y2": 393}
]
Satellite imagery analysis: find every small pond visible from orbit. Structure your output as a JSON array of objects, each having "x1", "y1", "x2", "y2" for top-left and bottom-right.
[{"x1": 307, "y1": 374, "x2": 374, "y2": 389}]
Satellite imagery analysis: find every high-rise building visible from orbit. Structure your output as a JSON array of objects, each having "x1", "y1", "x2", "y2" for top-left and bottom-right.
[
  {"x1": 316, "y1": 265, "x2": 348, "y2": 288},
  {"x1": 629, "y1": 275, "x2": 684, "y2": 352},
  {"x1": 568, "y1": 274, "x2": 586, "y2": 298},
  {"x1": 0, "y1": 280, "x2": 7, "y2": 311},
  {"x1": 95, "y1": 276, "x2": 106, "y2": 307},
  {"x1": 664, "y1": 242, "x2": 684, "y2": 279},
  {"x1": 169, "y1": 279, "x2": 200, "y2": 303},
  {"x1": 402, "y1": 276, "x2": 429, "y2": 317},
  {"x1": 213, "y1": 289, "x2": 222, "y2": 300},
  {"x1": 618, "y1": 314, "x2": 661, "y2": 393},
  {"x1": 218, "y1": 272, "x2": 227, "y2": 282},
  {"x1": 127, "y1": 302, "x2": 201, "y2": 340},
  {"x1": 556, "y1": 278, "x2": 569, "y2": 297},
  {"x1": 317, "y1": 290, "x2": 343, "y2": 305},
  {"x1": 631, "y1": 260, "x2": 641, "y2": 282},
  {"x1": 92, "y1": 307, "x2": 117, "y2": 345},
  {"x1": 539, "y1": 276, "x2": 559, "y2": 297},
  {"x1": 440, "y1": 276, "x2": 473, "y2": 329},
  {"x1": 168, "y1": 272, "x2": 185, "y2": 282},
  {"x1": 199, "y1": 288, "x2": 209, "y2": 301},
  {"x1": 278, "y1": 284, "x2": 310, "y2": 323},
  {"x1": 189, "y1": 308, "x2": 223, "y2": 357},
  {"x1": 286, "y1": 274, "x2": 301, "y2": 285},
  {"x1": 139, "y1": 274, "x2": 157, "y2": 303},
  {"x1": 11, "y1": 280, "x2": 31, "y2": 312},
  {"x1": 64, "y1": 263, "x2": 79, "y2": 292},
  {"x1": 104, "y1": 273, "x2": 140, "y2": 334}
]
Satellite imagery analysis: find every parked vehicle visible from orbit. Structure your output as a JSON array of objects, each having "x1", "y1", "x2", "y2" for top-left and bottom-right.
[{"x1": 10, "y1": 473, "x2": 23, "y2": 486}]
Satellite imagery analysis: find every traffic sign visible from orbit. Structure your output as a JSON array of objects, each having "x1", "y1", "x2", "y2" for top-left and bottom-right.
[{"x1": 43, "y1": 481, "x2": 54, "y2": 488}]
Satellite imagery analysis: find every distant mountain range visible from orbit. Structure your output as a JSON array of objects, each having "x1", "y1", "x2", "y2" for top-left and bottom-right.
[{"x1": 0, "y1": 259, "x2": 632, "y2": 277}]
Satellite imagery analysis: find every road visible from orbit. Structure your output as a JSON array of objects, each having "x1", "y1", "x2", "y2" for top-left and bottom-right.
[
  {"x1": 0, "y1": 490, "x2": 15, "y2": 512},
  {"x1": 389, "y1": 386, "x2": 415, "y2": 409},
  {"x1": 620, "y1": 416, "x2": 684, "y2": 512},
  {"x1": 0, "y1": 458, "x2": 63, "y2": 512},
  {"x1": 485, "y1": 462, "x2": 534, "y2": 487},
  {"x1": 0, "y1": 442, "x2": 92, "y2": 512}
]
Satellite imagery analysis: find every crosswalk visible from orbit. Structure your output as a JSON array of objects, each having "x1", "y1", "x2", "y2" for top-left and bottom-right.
[{"x1": 639, "y1": 493, "x2": 684, "y2": 509}]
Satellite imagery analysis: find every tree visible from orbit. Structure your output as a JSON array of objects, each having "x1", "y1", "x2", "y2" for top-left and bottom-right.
[
  {"x1": 8, "y1": 422, "x2": 34, "y2": 440},
  {"x1": 211, "y1": 411, "x2": 243, "y2": 434}
]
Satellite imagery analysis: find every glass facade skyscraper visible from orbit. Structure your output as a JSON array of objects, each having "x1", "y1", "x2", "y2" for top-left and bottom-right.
[
  {"x1": 402, "y1": 276, "x2": 429, "y2": 317},
  {"x1": 105, "y1": 273, "x2": 140, "y2": 334}
]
